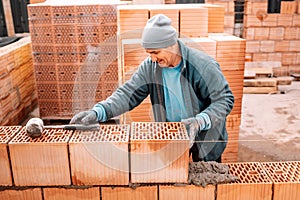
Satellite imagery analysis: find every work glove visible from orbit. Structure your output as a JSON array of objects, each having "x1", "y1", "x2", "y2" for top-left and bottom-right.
[
  {"x1": 70, "y1": 110, "x2": 98, "y2": 125},
  {"x1": 181, "y1": 117, "x2": 203, "y2": 148}
]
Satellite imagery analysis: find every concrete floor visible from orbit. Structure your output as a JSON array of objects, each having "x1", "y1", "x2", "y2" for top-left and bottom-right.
[
  {"x1": 22, "y1": 81, "x2": 300, "y2": 162},
  {"x1": 238, "y1": 81, "x2": 300, "y2": 162}
]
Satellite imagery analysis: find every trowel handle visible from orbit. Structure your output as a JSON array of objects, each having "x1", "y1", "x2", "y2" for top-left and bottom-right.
[{"x1": 63, "y1": 124, "x2": 100, "y2": 131}]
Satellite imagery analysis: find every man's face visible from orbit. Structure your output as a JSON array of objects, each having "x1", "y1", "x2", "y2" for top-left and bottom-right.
[{"x1": 145, "y1": 48, "x2": 175, "y2": 68}]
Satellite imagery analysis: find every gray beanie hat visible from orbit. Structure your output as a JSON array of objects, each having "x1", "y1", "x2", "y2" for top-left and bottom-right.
[{"x1": 142, "y1": 14, "x2": 177, "y2": 49}]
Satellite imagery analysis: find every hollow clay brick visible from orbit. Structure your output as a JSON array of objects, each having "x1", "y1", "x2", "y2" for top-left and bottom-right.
[
  {"x1": 208, "y1": 34, "x2": 246, "y2": 71},
  {"x1": 101, "y1": 186, "x2": 157, "y2": 200},
  {"x1": 117, "y1": 5, "x2": 149, "y2": 39},
  {"x1": 69, "y1": 125, "x2": 130, "y2": 185},
  {"x1": 159, "y1": 185, "x2": 215, "y2": 200},
  {"x1": 0, "y1": 126, "x2": 21, "y2": 186},
  {"x1": 217, "y1": 162, "x2": 273, "y2": 200},
  {"x1": 0, "y1": 188, "x2": 42, "y2": 200},
  {"x1": 43, "y1": 187, "x2": 100, "y2": 200},
  {"x1": 130, "y1": 122, "x2": 189, "y2": 183},
  {"x1": 261, "y1": 161, "x2": 300, "y2": 200},
  {"x1": 8, "y1": 127, "x2": 72, "y2": 186},
  {"x1": 180, "y1": 6, "x2": 208, "y2": 37}
]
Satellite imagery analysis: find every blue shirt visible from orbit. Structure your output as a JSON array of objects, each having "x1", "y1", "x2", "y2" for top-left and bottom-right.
[{"x1": 162, "y1": 60, "x2": 188, "y2": 122}]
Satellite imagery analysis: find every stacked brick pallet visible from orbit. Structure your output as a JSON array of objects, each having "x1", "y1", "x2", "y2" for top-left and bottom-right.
[
  {"x1": 1, "y1": 126, "x2": 300, "y2": 199},
  {"x1": 206, "y1": 0, "x2": 235, "y2": 35},
  {"x1": 0, "y1": 37, "x2": 37, "y2": 125},
  {"x1": 118, "y1": 4, "x2": 245, "y2": 162},
  {"x1": 28, "y1": 1, "x2": 123, "y2": 119},
  {"x1": 244, "y1": 0, "x2": 300, "y2": 75}
]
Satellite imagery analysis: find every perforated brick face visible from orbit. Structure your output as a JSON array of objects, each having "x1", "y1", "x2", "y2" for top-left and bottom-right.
[
  {"x1": 70, "y1": 124, "x2": 129, "y2": 142},
  {"x1": 130, "y1": 122, "x2": 189, "y2": 183},
  {"x1": 9, "y1": 127, "x2": 72, "y2": 143},
  {"x1": 9, "y1": 127, "x2": 72, "y2": 186},
  {"x1": 0, "y1": 126, "x2": 22, "y2": 143},
  {"x1": 69, "y1": 125, "x2": 130, "y2": 185},
  {"x1": 131, "y1": 122, "x2": 189, "y2": 140},
  {"x1": 261, "y1": 161, "x2": 300, "y2": 183},
  {"x1": 227, "y1": 162, "x2": 272, "y2": 184}
]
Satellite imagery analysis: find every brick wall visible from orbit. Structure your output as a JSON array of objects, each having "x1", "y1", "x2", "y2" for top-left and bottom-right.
[
  {"x1": 1, "y1": 124, "x2": 300, "y2": 199},
  {"x1": 0, "y1": 37, "x2": 37, "y2": 125},
  {"x1": 243, "y1": 0, "x2": 300, "y2": 74}
]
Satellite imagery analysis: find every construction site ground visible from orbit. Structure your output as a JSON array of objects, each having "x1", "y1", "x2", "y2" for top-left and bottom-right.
[
  {"x1": 22, "y1": 81, "x2": 300, "y2": 163},
  {"x1": 239, "y1": 80, "x2": 300, "y2": 162}
]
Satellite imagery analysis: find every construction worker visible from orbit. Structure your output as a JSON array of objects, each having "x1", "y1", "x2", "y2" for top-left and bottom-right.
[{"x1": 70, "y1": 14, "x2": 234, "y2": 162}]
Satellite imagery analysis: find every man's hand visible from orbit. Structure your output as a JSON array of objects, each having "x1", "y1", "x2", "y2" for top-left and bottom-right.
[
  {"x1": 181, "y1": 117, "x2": 203, "y2": 148},
  {"x1": 70, "y1": 110, "x2": 98, "y2": 125}
]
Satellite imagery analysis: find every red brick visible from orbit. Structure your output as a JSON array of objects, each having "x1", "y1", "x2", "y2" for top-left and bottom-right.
[
  {"x1": 244, "y1": 27, "x2": 255, "y2": 40},
  {"x1": 9, "y1": 128, "x2": 72, "y2": 186},
  {"x1": 297, "y1": 53, "x2": 300, "y2": 64},
  {"x1": 244, "y1": 2, "x2": 252, "y2": 15},
  {"x1": 278, "y1": 15, "x2": 293, "y2": 26},
  {"x1": 251, "y1": 2, "x2": 268, "y2": 15},
  {"x1": 43, "y1": 187, "x2": 100, "y2": 200},
  {"x1": 117, "y1": 5, "x2": 149, "y2": 39},
  {"x1": 252, "y1": 53, "x2": 268, "y2": 61},
  {"x1": 282, "y1": 53, "x2": 298, "y2": 65},
  {"x1": 267, "y1": 53, "x2": 282, "y2": 62},
  {"x1": 275, "y1": 41, "x2": 290, "y2": 52},
  {"x1": 69, "y1": 125, "x2": 130, "y2": 185},
  {"x1": 269, "y1": 27, "x2": 284, "y2": 40},
  {"x1": 0, "y1": 188, "x2": 42, "y2": 200},
  {"x1": 180, "y1": 7, "x2": 208, "y2": 37},
  {"x1": 280, "y1": 1, "x2": 297, "y2": 14},
  {"x1": 102, "y1": 186, "x2": 157, "y2": 200},
  {"x1": 284, "y1": 27, "x2": 299, "y2": 40},
  {"x1": 254, "y1": 27, "x2": 270, "y2": 40},
  {"x1": 0, "y1": 126, "x2": 21, "y2": 186},
  {"x1": 260, "y1": 41, "x2": 275, "y2": 53},
  {"x1": 289, "y1": 40, "x2": 300, "y2": 51},
  {"x1": 130, "y1": 122, "x2": 189, "y2": 183},
  {"x1": 244, "y1": 14, "x2": 262, "y2": 27},
  {"x1": 159, "y1": 185, "x2": 215, "y2": 200},
  {"x1": 261, "y1": 161, "x2": 300, "y2": 200},
  {"x1": 246, "y1": 41, "x2": 260, "y2": 53},
  {"x1": 217, "y1": 162, "x2": 273, "y2": 200}
]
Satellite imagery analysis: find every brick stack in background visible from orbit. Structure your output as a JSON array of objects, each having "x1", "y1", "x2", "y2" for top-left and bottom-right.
[
  {"x1": 28, "y1": 1, "x2": 125, "y2": 120},
  {"x1": 208, "y1": 33, "x2": 246, "y2": 162},
  {"x1": 243, "y1": 0, "x2": 300, "y2": 75},
  {"x1": 118, "y1": 4, "x2": 245, "y2": 162},
  {"x1": 206, "y1": 0, "x2": 235, "y2": 35},
  {"x1": 0, "y1": 37, "x2": 37, "y2": 125},
  {"x1": 179, "y1": 5, "x2": 208, "y2": 37}
]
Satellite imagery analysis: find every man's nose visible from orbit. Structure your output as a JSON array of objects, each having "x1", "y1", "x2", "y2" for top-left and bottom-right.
[{"x1": 150, "y1": 54, "x2": 157, "y2": 62}]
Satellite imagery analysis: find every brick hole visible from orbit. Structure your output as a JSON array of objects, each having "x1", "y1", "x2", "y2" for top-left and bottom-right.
[
  {"x1": 275, "y1": 170, "x2": 284, "y2": 174},
  {"x1": 248, "y1": 170, "x2": 259, "y2": 175},
  {"x1": 54, "y1": 132, "x2": 63, "y2": 136},
  {"x1": 0, "y1": 133, "x2": 5, "y2": 136}
]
